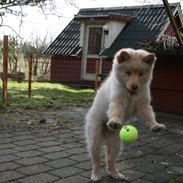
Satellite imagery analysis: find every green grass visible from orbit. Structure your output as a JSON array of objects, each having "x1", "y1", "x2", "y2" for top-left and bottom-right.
[{"x1": 0, "y1": 80, "x2": 94, "y2": 110}]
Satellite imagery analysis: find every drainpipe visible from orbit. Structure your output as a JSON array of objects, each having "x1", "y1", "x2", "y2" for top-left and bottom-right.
[{"x1": 162, "y1": 0, "x2": 183, "y2": 46}]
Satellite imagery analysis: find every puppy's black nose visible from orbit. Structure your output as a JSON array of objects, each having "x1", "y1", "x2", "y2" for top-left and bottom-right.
[{"x1": 131, "y1": 85, "x2": 138, "y2": 91}]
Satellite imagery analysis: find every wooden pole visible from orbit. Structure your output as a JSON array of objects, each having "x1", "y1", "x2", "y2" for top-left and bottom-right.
[
  {"x1": 28, "y1": 54, "x2": 33, "y2": 97},
  {"x1": 162, "y1": 0, "x2": 183, "y2": 46},
  {"x1": 2, "y1": 35, "x2": 8, "y2": 105},
  {"x1": 95, "y1": 59, "x2": 100, "y2": 92}
]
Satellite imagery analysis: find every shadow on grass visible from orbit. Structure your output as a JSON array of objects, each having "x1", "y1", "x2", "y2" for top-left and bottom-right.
[{"x1": 0, "y1": 85, "x2": 94, "y2": 110}]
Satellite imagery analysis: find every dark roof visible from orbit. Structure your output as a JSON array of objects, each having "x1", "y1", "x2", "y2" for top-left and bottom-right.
[
  {"x1": 44, "y1": 20, "x2": 82, "y2": 56},
  {"x1": 74, "y1": 13, "x2": 132, "y2": 23},
  {"x1": 44, "y1": 3, "x2": 179, "y2": 58}
]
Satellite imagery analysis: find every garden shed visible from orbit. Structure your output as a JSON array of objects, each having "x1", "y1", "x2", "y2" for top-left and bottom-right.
[{"x1": 44, "y1": 3, "x2": 183, "y2": 113}]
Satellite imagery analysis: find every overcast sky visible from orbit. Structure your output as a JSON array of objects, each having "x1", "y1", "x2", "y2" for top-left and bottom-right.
[{"x1": 0, "y1": 0, "x2": 181, "y2": 42}]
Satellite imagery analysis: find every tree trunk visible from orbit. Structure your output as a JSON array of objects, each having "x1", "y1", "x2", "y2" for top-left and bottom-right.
[{"x1": 33, "y1": 58, "x2": 38, "y2": 76}]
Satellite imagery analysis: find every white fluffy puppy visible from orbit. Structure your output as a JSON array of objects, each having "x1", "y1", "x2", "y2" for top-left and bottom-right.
[{"x1": 85, "y1": 48, "x2": 166, "y2": 181}]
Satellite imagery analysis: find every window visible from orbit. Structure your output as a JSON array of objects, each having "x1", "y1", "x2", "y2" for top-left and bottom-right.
[{"x1": 87, "y1": 27, "x2": 102, "y2": 55}]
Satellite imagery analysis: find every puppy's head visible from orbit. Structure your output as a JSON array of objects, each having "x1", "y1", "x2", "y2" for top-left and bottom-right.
[{"x1": 114, "y1": 48, "x2": 156, "y2": 96}]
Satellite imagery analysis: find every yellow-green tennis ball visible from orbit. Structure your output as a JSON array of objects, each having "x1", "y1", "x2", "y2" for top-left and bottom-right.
[{"x1": 119, "y1": 125, "x2": 138, "y2": 144}]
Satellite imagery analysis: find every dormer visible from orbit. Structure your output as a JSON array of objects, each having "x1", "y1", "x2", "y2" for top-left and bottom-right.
[{"x1": 74, "y1": 13, "x2": 132, "y2": 51}]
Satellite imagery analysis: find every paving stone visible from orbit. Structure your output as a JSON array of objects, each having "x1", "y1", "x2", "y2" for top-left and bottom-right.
[
  {"x1": 99, "y1": 176, "x2": 128, "y2": 183},
  {"x1": 123, "y1": 170, "x2": 145, "y2": 181},
  {"x1": 168, "y1": 166, "x2": 183, "y2": 174},
  {"x1": 134, "y1": 162, "x2": 165, "y2": 174},
  {"x1": 35, "y1": 136, "x2": 57, "y2": 142},
  {"x1": 43, "y1": 151, "x2": 71, "y2": 160},
  {"x1": 156, "y1": 146, "x2": 183, "y2": 155},
  {"x1": 117, "y1": 159, "x2": 137, "y2": 171},
  {"x1": 75, "y1": 161, "x2": 92, "y2": 170},
  {"x1": 54, "y1": 175, "x2": 89, "y2": 183},
  {"x1": 13, "y1": 139, "x2": 38, "y2": 146},
  {"x1": 142, "y1": 154, "x2": 167, "y2": 162},
  {"x1": 0, "y1": 162, "x2": 21, "y2": 172},
  {"x1": 13, "y1": 144, "x2": 40, "y2": 152},
  {"x1": 166, "y1": 154, "x2": 183, "y2": 166},
  {"x1": 64, "y1": 147, "x2": 87, "y2": 155},
  {"x1": 38, "y1": 141, "x2": 61, "y2": 147},
  {"x1": 16, "y1": 164, "x2": 53, "y2": 175},
  {"x1": 39, "y1": 145, "x2": 65, "y2": 153},
  {"x1": 147, "y1": 140, "x2": 173, "y2": 148},
  {"x1": 16, "y1": 150, "x2": 42, "y2": 158},
  {"x1": 12, "y1": 131, "x2": 33, "y2": 136},
  {"x1": 0, "y1": 143, "x2": 17, "y2": 149},
  {"x1": 45, "y1": 158, "x2": 77, "y2": 168},
  {"x1": 59, "y1": 137, "x2": 81, "y2": 144},
  {"x1": 69, "y1": 153, "x2": 90, "y2": 162},
  {"x1": 50, "y1": 167, "x2": 83, "y2": 178},
  {"x1": 15, "y1": 157, "x2": 47, "y2": 166},
  {"x1": 131, "y1": 179, "x2": 153, "y2": 183},
  {"x1": 19, "y1": 173, "x2": 58, "y2": 183},
  {"x1": 61, "y1": 142, "x2": 83, "y2": 149},
  {"x1": 168, "y1": 143, "x2": 183, "y2": 150},
  {"x1": 0, "y1": 133, "x2": 13, "y2": 138},
  {"x1": 80, "y1": 170, "x2": 91, "y2": 179},
  {"x1": 58, "y1": 132, "x2": 76, "y2": 139},
  {"x1": 122, "y1": 148, "x2": 151, "y2": 160},
  {"x1": 0, "y1": 148, "x2": 18, "y2": 155},
  {"x1": 0, "y1": 170, "x2": 24, "y2": 182},
  {"x1": 0, "y1": 154, "x2": 20, "y2": 163},
  {"x1": 0, "y1": 108, "x2": 183, "y2": 183},
  {"x1": 13, "y1": 135, "x2": 37, "y2": 141},
  {"x1": 175, "y1": 175, "x2": 183, "y2": 182},
  {"x1": 0, "y1": 137, "x2": 15, "y2": 144},
  {"x1": 143, "y1": 171, "x2": 172, "y2": 183}
]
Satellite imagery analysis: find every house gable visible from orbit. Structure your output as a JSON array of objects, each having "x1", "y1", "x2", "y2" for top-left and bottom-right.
[
  {"x1": 157, "y1": 4, "x2": 183, "y2": 39},
  {"x1": 44, "y1": 3, "x2": 180, "y2": 58}
]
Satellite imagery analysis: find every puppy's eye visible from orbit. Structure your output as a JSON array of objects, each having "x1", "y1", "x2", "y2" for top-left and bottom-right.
[
  {"x1": 139, "y1": 72, "x2": 143, "y2": 76},
  {"x1": 126, "y1": 71, "x2": 131, "y2": 76}
]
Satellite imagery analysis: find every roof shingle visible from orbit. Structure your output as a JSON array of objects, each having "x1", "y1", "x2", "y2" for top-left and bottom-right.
[{"x1": 44, "y1": 3, "x2": 179, "y2": 58}]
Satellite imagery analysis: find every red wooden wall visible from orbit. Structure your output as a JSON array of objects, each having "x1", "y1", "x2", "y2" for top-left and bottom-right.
[
  {"x1": 51, "y1": 56, "x2": 81, "y2": 83},
  {"x1": 51, "y1": 55, "x2": 183, "y2": 113},
  {"x1": 151, "y1": 55, "x2": 183, "y2": 113}
]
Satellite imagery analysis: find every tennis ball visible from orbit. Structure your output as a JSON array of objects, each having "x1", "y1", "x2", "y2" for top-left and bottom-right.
[{"x1": 119, "y1": 125, "x2": 138, "y2": 144}]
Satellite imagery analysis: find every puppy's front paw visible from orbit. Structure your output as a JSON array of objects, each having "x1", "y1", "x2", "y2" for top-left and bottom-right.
[
  {"x1": 108, "y1": 172, "x2": 127, "y2": 180},
  {"x1": 151, "y1": 123, "x2": 166, "y2": 132},
  {"x1": 91, "y1": 174, "x2": 101, "y2": 181},
  {"x1": 107, "y1": 121, "x2": 122, "y2": 131}
]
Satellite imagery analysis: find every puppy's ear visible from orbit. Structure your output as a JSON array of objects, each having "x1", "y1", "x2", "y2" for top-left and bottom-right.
[
  {"x1": 116, "y1": 49, "x2": 130, "y2": 64},
  {"x1": 143, "y1": 53, "x2": 156, "y2": 65}
]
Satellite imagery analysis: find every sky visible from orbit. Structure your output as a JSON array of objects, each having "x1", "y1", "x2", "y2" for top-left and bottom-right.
[{"x1": 0, "y1": 0, "x2": 182, "y2": 43}]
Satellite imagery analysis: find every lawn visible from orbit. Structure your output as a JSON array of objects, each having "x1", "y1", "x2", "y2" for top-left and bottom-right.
[{"x1": 0, "y1": 80, "x2": 94, "y2": 110}]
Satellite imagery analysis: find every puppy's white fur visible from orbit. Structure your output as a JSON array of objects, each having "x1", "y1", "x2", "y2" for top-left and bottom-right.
[{"x1": 85, "y1": 48, "x2": 166, "y2": 181}]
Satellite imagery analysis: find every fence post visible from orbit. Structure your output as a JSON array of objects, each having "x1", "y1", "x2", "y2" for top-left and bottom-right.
[
  {"x1": 2, "y1": 35, "x2": 8, "y2": 105},
  {"x1": 95, "y1": 59, "x2": 100, "y2": 92},
  {"x1": 28, "y1": 53, "x2": 33, "y2": 97}
]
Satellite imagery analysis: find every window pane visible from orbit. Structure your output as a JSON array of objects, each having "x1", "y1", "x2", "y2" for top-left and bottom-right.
[{"x1": 88, "y1": 27, "x2": 102, "y2": 54}]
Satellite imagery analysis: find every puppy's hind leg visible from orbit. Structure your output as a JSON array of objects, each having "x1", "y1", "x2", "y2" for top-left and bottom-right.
[
  {"x1": 105, "y1": 131, "x2": 127, "y2": 180},
  {"x1": 85, "y1": 118, "x2": 103, "y2": 181}
]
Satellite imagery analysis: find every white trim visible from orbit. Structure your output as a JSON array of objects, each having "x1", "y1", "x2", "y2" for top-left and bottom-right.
[
  {"x1": 79, "y1": 23, "x2": 85, "y2": 47},
  {"x1": 177, "y1": 4, "x2": 183, "y2": 26},
  {"x1": 81, "y1": 25, "x2": 104, "y2": 81}
]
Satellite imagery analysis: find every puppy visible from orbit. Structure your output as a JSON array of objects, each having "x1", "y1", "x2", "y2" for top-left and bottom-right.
[{"x1": 85, "y1": 48, "x2": 166, "y2": 181}]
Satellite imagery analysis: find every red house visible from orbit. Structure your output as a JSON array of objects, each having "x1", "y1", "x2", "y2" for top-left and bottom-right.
[{"x1": 44, "y1": 3, "x2": 183, "y2": 113}]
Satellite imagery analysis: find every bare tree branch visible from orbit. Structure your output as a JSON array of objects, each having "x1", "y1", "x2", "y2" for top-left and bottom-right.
[
  {"x1": 0, "y1": 0, "x2": 77, "y2": 40},
  {"x1": 0, "y1": 0, "x2": 77, "y2": 22},
  {"x1": 0, "y1": 24, "x2": 23, "y2": 39}
]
